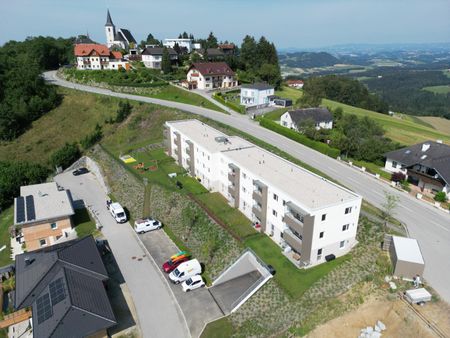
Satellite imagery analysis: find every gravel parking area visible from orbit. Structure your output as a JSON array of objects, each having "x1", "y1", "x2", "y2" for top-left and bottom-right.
[{"x1": 139, "y1": 229, "x2": 224, "y2": 338}]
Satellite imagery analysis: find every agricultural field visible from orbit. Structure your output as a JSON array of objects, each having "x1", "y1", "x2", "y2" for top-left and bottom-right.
[
  {"x1": 417, "y1": 116, "x2": 450, "y2": 135},
  {"x1": 422, "y1": 85, "x2": 450, "y2": 94}
]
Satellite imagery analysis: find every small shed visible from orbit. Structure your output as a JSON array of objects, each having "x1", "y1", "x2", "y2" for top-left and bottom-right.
[{"x1": 390, "y1": 236, "x2": 425, "y2": 280}]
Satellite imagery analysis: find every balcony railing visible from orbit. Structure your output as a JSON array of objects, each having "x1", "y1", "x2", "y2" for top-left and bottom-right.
[
  {"x1": 283, "y1": 213, "x2": 304, "y2": 234},
  {"x1": 283, "y1": 228, "x2": 302, "y2": 252}
]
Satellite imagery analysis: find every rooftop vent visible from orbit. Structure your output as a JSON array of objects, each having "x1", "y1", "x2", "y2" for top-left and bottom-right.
[
  {"x1": 421, "y1": 155, "x2": 427, "y2": 160},
  {"x1": 436, "y1": 140, "x2": 443, "y2": 144},
  {"x1": 215, "y1": 136, "x2": 229, "y2": 144},
  {"x1": 421, "y1": 143, "x2": 431, "y2": 152},
  {"x1": 24, "y1": 257, "x2": 35, "y2": 266},
  {"x1": 405, "y1": 150, "x2": 411, "y2": 154}
]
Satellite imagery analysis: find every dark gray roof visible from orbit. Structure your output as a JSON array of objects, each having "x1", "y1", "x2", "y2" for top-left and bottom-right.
[
  {"x1": 119, "y1": 28, "x2": 136, "y2": 44},
  {"x1": 105, "y1": 10, "x2": 114, "y2": 26},
  {"x1": 385, "y1": 141, "x2": 450, "y2": 185},
  {"x1": 287, "y1": 108, "x2": 333, "y2": 124},
  {"x1": 14, "y1": 236, "x2": 115, "y2": 338},
  {"x1": 241, "y1": 83, "x2": 274, "y2": 91},
  {"x1": 142, "y1": 47, "x2": 177, "y2": 56},
  {"x1": 200, "y1": 48, "x2": 225, "y2": 57},
  {"x1": 114, "y1": 32, "x2": 126, "y2": 42}
]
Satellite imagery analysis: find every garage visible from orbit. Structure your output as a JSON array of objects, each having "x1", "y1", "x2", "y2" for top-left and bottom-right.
[{"x1": 389, "y1": 236, "x2": 425, "y2": 280}]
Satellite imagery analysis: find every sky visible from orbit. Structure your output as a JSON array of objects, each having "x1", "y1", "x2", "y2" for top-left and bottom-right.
[{"x1": 1, "y1": 0, "x2": 449, "y2": 49}]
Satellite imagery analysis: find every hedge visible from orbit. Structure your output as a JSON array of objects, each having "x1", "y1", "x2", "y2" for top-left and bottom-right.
[
  {"x1": 213, "y1": 93, "x2": 245, "y2": 114},
  {"x1": 259, "y1": 118, "x2": 341, "y2": 158}
]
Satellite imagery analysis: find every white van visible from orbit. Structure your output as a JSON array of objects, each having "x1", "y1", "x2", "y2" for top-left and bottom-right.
[
  {"x1": 169, "y1": 259, "x2": 201, "y2": 284},
  {"x1": 134, "y1": 218, "x2": 162, "y2": 234},
  {"x1": 108, "y1": 202, "x2": 127, "y2": 223}
]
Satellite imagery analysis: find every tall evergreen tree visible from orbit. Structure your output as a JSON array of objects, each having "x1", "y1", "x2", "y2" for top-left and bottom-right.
[
  {"x1": 205, "y1": 32, "x2": 218, "y2": 49},
  {"x1": 161, "y1": 47, "x2": 172, "y2": 74}
]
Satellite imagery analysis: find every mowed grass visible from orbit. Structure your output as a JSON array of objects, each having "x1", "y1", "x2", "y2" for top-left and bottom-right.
[
  {"x1": 244, "y1": 234, "x2": 350, "y2": 299},
  {"x1": 200, "y1": 317, "x2": 234, "y2": 338},
  {"x1": 417, "y1": 116, "x2": 450, "y2": 135},
  {"x1": 322, "y1": 98, "x2": 450, "y2": 145},
  {"x1": 275, "y1": 86, "x2": 303, "y2": 101},
  {"x1": 0, "y1": 208, "x2": 13, "y2": 267},
  {"x1": 422, "y1": 85, "x2": 450, "y2": 94},
  {"x1": 73, "y1": 208, "x2": 99, "y2": 238}
]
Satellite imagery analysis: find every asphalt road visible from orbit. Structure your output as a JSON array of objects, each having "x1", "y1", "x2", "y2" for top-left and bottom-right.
[
  {"x1": 45, "y1": 71, "x2": 450, "y2": 303},
  {"x1": 54, "y1": 171, "x2": 190, "y2": 338}
]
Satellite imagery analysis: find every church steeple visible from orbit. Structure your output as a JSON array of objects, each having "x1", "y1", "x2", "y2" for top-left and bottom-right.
[{"x1": 105, "y1": 9, "x2": 114, "y2": 27}]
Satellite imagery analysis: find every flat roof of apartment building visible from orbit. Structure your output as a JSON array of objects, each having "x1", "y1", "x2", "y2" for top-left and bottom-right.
[
  {"x1": 167, "y1": 120, "x2": 252, "y2": 153},
  {"x1": 167, "y1": 119, "x2": 360, "y2": 211},
  {"x1": 14, "y1": 182, "x2": 75, "y2": 225}
]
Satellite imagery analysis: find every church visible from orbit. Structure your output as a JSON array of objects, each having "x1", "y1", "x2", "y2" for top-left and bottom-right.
[{"x1": 105, "y1": 10, "x2": 136, "y2": 50}]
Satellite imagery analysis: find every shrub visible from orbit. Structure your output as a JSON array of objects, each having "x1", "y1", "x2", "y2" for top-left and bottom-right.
[
  {"x1": 391, "y1": 172, "x2": 406, "y2": 182},
  {"x1": 212, "y1": 93, "x2": 245, "y2": 114},
  {"x1": 49, "y1": 142, "x2": 81, "y2": 170},
  {"x1": 116, "y1": 101, "x2": 133, "y2": 123},
  {"x1": 434, "y1": 191, "x2": 448, "y2": 203},
  {"x1": 80, "y1": 124, "x2": 103, "y2": 149},
  {"x1": 259, "y1": 118, "x2": 341, "y2": 158}
]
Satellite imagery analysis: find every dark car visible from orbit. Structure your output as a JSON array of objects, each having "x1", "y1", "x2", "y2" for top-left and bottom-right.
[
  {"x1": 162, "y1": 256, "x2": 190, "y2": 273},
  {"x1": 72, "y1": 167, "x2": 89, "y2": 176}
]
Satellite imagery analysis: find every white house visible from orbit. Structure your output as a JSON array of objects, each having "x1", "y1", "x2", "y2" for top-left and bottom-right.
[
  {"x1": 384, "y1": 141, "x2": 450, "y2": 197},
  {"x1": 164, "y1": 120, "x2": 362, "y2": 268},
  {"x1": 105, "y1": 10, "x2": 136, "y2": 50},
  {"x1": 186, "y1": 62, "x2": 238, "y2": 90},
  {"x1": 280, "y1": 108, "x2": 333, "y2": 131},
  {"x1": 163, "y1": 38, "x2": 194, "y2": 53},
  {"x1": 286, "y1": 80, "x2": 304, "y2": 89},
  {"x1": 74, "y1": 44, "x2": 130, "y2": 71},
  {"x1": 240, "y1": 83, "x2": 275, "y2": 108},
  {"x1": 141, "y1": 47, "x2": 178, "y2": 69}
]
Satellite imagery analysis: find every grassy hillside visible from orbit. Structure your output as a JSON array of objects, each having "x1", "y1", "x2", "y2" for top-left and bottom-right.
[
  {"x1": 422, "y1": 85, "x2": 450, "y2": 94},
  {"x1": 418, "y1": 116, "x2": 450, "y2": 135},
  {"x1": 322, "y1": 99, "x2": 450, "y2": 145}
]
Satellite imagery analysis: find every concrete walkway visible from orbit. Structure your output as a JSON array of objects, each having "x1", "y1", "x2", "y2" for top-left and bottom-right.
[{"x1": 54, "y1": 172, "x2": 189, "y2": 338}]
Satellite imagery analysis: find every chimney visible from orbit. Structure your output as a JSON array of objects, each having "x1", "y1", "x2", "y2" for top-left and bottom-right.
[
  {"x1": 421, "y1": 143, "x2": 430, "y2": 152},
  {"x1": 436, "y1": 140, "x2": 443, "y2": 144},
  {"x1": 24, "y1": 257, "x2": 35, "y2": 266}
]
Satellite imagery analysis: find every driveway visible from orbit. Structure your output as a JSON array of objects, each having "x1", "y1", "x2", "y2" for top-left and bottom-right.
[
  {"x1": 45, "y1": 70, "x2": 450, "y2": 303},
  {"x1": 139, "y1": 230, "x2": 223, "y2": 338},
  {"x1": 54, "y1": 172, "x2": 189, "y2": 338}
]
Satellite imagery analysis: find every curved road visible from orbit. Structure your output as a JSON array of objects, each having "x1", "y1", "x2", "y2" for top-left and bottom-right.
[{"x1": 44, "y1": 71, "x2": 450, "y2": 303}]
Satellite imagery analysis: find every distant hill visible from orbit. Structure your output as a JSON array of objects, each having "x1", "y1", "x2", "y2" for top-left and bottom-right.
[{"x1": 279, "y1": 52, "x2": 340, "y2": 68}]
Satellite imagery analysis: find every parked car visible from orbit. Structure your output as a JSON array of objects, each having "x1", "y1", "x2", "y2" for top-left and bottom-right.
[
  {"x1": 181, "y1": 275, "x2": 205, "y2": 292},
  {"x1": 169, "y1": 259, "x2": 201, "y2": 284},
  {"x1": 72, "y1": 167, "x2": 89, "y2": 176},
  {"x1": 162, "y1": 255, "x2": 190, "y2": 273},
  {"x1": 107, "y1": 201, "x2": 127, "y2": 223},
  {"x1": 134, "y1": 218, "x2": 162, "y2": 234}
]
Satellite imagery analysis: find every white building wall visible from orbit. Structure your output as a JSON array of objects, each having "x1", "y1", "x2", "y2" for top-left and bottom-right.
[
  {"x1": 163, "y1": 39, "x2": 193, "y2": 52},
  {"x1": 384, "y1": 158, "x2": 407, "y2": 175},
  {"x1": 280, "y1": 112, "x2": 295, "y2": 130}
]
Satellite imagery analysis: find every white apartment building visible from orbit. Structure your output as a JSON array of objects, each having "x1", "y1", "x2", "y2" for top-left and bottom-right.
[
  {"x1": 187, "y1": 62, "x2": 238, "y2": 90},
  {"x1": 163, "y1": 38, "x2": 194, "y2": 53},
  {"x1": 74, "y1": 44, "x2": 130, "y2": 71},
  {"x1": 164, "y1": 120, "x2": 362, "y2": 268}
]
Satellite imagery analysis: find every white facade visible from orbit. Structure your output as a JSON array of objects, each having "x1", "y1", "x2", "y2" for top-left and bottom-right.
[
  {"x1": 141, "y1": 48, "x2": 178, "y2": 69},
  {"x1": 76, "y1": 55, "x2": 128, "y2": 70},
  {"x1": 165, "y1": 120, "x2": 362, "y2": 268},
  {"x1": 240, "y1": 86, "x2": 275, "y2": 108},
  {"x1": 384, "y1": 158, "x2": 407, "y2": 176},
  {"x1": 187, "y1": 68, "x2": 237, "y2": 90},
  {"x1": 280, "y1": 111, "x2": 333, "y2": 131},
  {"x1": 163, "y1": 38, "x2": 193, "y2": 52}
]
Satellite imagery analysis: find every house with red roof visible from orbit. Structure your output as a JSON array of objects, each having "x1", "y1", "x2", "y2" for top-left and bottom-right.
[
  {"x1": 186, "y1": 62, "x2": 237, "y2": 90},
  {"x1": 74, "y1": 44, "x2": 130, "y2": 71},
  {"x1": 286, "y1": 79, "x2": 304, "y2": 89}
]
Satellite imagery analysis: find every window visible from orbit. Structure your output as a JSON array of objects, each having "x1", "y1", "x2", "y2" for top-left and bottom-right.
[
  {"x1": 340, "y1": 240, "x2": 345, "y2": 249},
  {"x1": 50, "y1": 222, "x2": 57, "y2": 230},
  {"x1": 243, "y1": 173, "x2": 247, "y2": 179},
  {"x1": 282, "y1": 200, "x2": 286, "y2": 206},
  {"x1": 317, "y1": 248, "x2": 322, "y2": 260},
  {"x1": 273, "y1": 193, "x2": 278, "y2": 201},
  {"x1": 392, "y1": 161, "x2": 398, "y2": 168},
  {"x1": 272, "y1": 210, "x2": 278, "y2": 217},
  {"x1": 242, "y1": 187, "x2": 246, "y2": 193},
  {"x1": 317, "y1": 248, "x2": 322, "y2": 255},
  {"x1": 342, "y1": 224, "x2": 350, "y2": 231},
  {"x1": 345, "y1": 207, "x2": 352, "y2": 214},
  {"x1": 321, "y1": 214, "x2": 327, "y2": 221},
  {"x1": 39, "y1": 239, "x2": 47, "y2": 247},
  {"x1": 319, "y1": 231, "x2": 324, "y2": 238}
]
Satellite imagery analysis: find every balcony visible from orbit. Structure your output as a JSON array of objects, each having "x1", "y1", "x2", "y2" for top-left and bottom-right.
[
  {"x1": 174, "y1": 148, "x2": 179, "y2": 156},
  {"x1": 283, "y1": 228, "x2": 302, "y2": 253},
  {"x1": 283, "y1": 213, "x2": 304, "y2": 234},
  {"x1": 228, "y1": 184, "x2": 237, "y2": 196},
  {"x1": 252, "y1": 203, "x2": 262, "y2": 219},
  {"x1": 252, "y1": 190, "x2": 263, "y2": 204}
]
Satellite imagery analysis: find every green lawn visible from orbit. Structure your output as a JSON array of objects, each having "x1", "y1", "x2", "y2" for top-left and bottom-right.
[
  {"x1": 422, "y1": 85, "x2": 450, "y2": 95},
  {"x1": 262, "y1": 107, "x2": 288, "y2": 121},
  {"x1": 244, "y1": 234, "x2": 350, "y2": 299},
  {"x1": 73, "y1": 208, "x2": 99, "y2": 238},
  {"x1": 322, "y1": 98, "x2": 450, "y2": 145},
  {"x1": 200, "y1": 317, "x2": 234, "y2": 338},
  {"x1": 275, "y1": 86, "x2": 303, "y2": 101},
  {"x1": 0, "y1": 208, "x2": 13, "y2": 267}
]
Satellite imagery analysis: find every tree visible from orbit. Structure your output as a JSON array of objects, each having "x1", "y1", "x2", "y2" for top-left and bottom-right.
[
  {"x1": 258, "y1": 63, "x2": 282, "y2": 88},
  {"x1": 298, "y1": 118, "x2": 317, "y2": 139},
  {"x1": 116, "y1": 101, "x2": 133, "y2": 122},
  {"x1": 201, "y1": 231, "x2": 221, "y2": 264},
  {"x1": 205, "y1": 32, "x2": 218, "y2": 49},
  {"x1": 173, "y1": 42, "x2": 181, "y2": 55},
  {"x1": 49, "y1": 143, "x2": 81, "y2": 170},
  {"x1": 144, "y1": 33, "x2": 160, "y2": 46},
  {"x1": 381, "y1": 191, "x2": 400, "y2": 228},
  {"x1": 182, "y1": 31, "x2": 189, "y2": 39},
  {"x1": 240, "y1": 35, "x2": 257, "y2": 70},
  {"x1": 161, "y1": 47, "x2": 172, "y2": 74}
]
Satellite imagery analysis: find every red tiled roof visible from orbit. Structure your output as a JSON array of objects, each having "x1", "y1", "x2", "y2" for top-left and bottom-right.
[
  {"x1": 74, "y1": 44, "x2": 111, "y2": 57},
  {"x1": 287, "y1": 79, "x2": 304, "y2": 85},
  {"x1": 218, "y1": 43, "x2": 235, "y2": 49},
  {"x1": 190, "y1": 62, "x2": 234, "y2": 76},
  {"x1": 111, "y1": 51, "x2": 122, "y2": 59}
]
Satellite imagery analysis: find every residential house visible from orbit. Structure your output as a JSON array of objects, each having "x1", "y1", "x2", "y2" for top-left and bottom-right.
[
  {"x1": 218, "y1": 43, "x2": 236, "y2": 56},
  {"x1": 195, "y1": 48, "x2": 225, "y2": 60},
  {"x1": 105, "y1": 10, "x2": 136, "y2": 50},
  {"x1": 141, "y1": 47, "x2": 178, "y2": 69},
  {"x1": 286, "y1": 79, "x2": 304, "y2": 89},
  {"x1": 187, "y1": 62, "x2": 237, "y2": 90},
  {"x1": 163, "y1": 38, "x2": 194, "y2": 53},
  {"x1": 14, "y1": 236, "x2": 116, "y2": 338},
  {"x1": 74, "y1": 44, "x2": 130, "y2": 70},
  {"x1": 384, "y1": 141, "x2": 450, "y2": 197},
  {"x1": 240, "y1": 83, "x2": 275, "y2": 108},
  {"x1": 14, "y1": 182, "x2": 75, "y2": 251},
  {"x1": 280, "y1": 108, "x2": 333, "y2": 130},
  {"x1": 164, "y1": 120, "x2": 362, "y2": 268}
]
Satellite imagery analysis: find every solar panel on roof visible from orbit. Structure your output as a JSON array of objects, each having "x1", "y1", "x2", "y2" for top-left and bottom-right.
[
  {"x1": 49, "y1": 278, "x2": 66, "y2": 306},
  {"x1": 25, "y1": 195, "x2": 36, "y2": 221},
  {"x1": 36, "y1": 293, "x2": 53, "y2": 324},
  {"x1": 16, "y1": 197, "x2": 25, "y2": 223}
]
